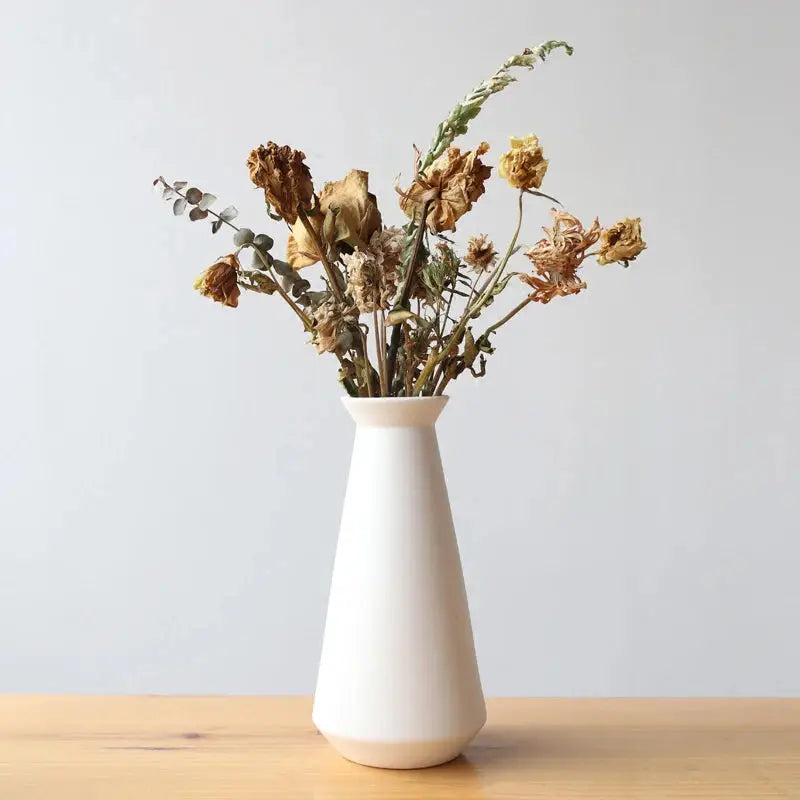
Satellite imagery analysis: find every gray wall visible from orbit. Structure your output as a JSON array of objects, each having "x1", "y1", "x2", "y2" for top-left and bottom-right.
[{"x1": 1, "y1": 0, "x2": 798, "y2": 695}]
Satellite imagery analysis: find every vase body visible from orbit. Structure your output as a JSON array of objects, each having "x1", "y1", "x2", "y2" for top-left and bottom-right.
[{"x1": 312, "y1": 396, "x2": 485, "y2": 769}]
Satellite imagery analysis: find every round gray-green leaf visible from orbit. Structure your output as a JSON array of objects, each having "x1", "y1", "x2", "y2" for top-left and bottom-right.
[
  {"x1": 253, "y1": 234, "x2": 274, "y2": 252},
  {"x1": 172, "y1": 197, "x2": 187, "y2": 216},
  {"x1": 233, "y1": 228, "x2": 255, "y2": 246},
  {"x1": 220, "y1": 206, "x2": 238, "y2": 221},
  {"x1": 198, "y1": 193, "x2": 216, "y2": 211},
  {"x1": 173, "y1": 181, "x2": 188, "y2": 190}
]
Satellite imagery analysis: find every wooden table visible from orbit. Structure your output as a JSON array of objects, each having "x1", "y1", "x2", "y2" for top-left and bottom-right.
[{"x1": 1, "y1": 697, "x2": 799, "y2": 798}]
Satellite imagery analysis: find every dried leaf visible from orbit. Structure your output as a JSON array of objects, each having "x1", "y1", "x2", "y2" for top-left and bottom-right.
[
  {"x1": 189, "y1": 207, "x2": 208, "y2": 221},
  {"x1": 463, "y1": 328, "x2": 478, "y2": 367},
  {"x1": 233, "y1": 228, "x2": 255, "y2": 246},
  {"x1": 186, "y1": 187, "x2": 202, "y2": 204},
  {"x1": 172, "y1": 197, "x2": 187, "y2": 216},
  {"x1": 385, "y1": 308, "x2": 422, "y2": 326},
  {"x1": 198, "y1": 193, "x2": 216, "y2": 210},
  {"x1": 220, "y1": 205, "x2": 238, "y2": 221}
]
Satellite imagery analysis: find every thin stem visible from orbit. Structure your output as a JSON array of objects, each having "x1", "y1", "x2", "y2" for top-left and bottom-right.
[
  {"x1": 481, "y1": 295, "x2": 533, "y2": 339},
  {"x1": 373, "y1": 309, "x2": 387, "y2": 396},
  {"x1": 296, "y1": 207, "x2": 346, "y2": 304},
  {"x1": 385, "y1": 199, "x2": 433, "y2": 392},
  {"x1": 413, "y1": 192, "x2": 525, "y2": 395},
  {"x1": 249, "y1": 246, "x2": 314, "y2": 331},
  {"x1": 358, "y1": 326, "x2": 373, "y2": 398}
]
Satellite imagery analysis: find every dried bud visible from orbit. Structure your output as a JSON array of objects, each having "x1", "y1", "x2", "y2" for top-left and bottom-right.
[
  {"x1": 596, "y1": 217, "x2": 646, "y2": 265},
  {"x1": 464, "y1": 234, "x2": 497, "y2": 272},
  {"x1": 398, "y1": 143, "x2": 492, "y2": 232},
  {"x1": 194, "y1": 254, "x2": 241, "y2": 308},
  {"x1": 342, "y1": 226, "x2": 404, "y2": 313},
  {"x1": 498, "y1": 135, "x2": 548, "y2": 190},
  {"x1": 246, "y1": 142, "x2": 314, "y2": 224},
  {"x1": 311, "y1": 299, "x2": 358, "y2": 354}
]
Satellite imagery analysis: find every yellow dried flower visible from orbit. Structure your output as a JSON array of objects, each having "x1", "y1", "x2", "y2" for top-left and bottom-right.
[
  {"x1": 521, "y1": 209, "x2": 600, "y2": 303},
  {"x1": 246, "y1": 142, "x2": 314, "y2": 224},
  {"x1": 287, "y1": 169, "x2": 382, "y2": 269},
  {"x1": 398, "y1": 142, "x2": 492, "y2": 232},
  {"x1": 464, "y1": 234, "x2": 497, "y2": 271},
  {"x1": 596, "y1": 217, "x2": 646, "y2": 265},
  {"x1": 498, "y1": 135, "x2": 548, "y2": 190},
  {"x1": 193, "y1": 254, "x2": 241, "y2": 308}
]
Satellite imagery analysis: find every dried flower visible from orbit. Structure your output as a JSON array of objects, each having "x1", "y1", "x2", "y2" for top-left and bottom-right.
[
  {"x1": 596, "y1": 217, "x2": 646, "y2": 265},
  {"x1": 521, "y1": 209, "x2": 600, "y2": 302},
  {"x1": 498, "y1": 135, "x2": 548, "y2": 190},
  {"x1": 311, "y1": 299, "x2": 357, "y2": 354},
  {"x1": 464, "y1": 234, "x2": 497, "y2": 271},
  {"x1": 193, "y1": 254, "x2": 241, "y2": 308},
  {"x1": 246, "y1": 142, "x2": 314, "y2": 224},
  {"x1": 343, "y1": 226, "x2": 405, "y2": 313},
  {"x1": 399, "y1": 143, "x2": 492, "y2": 232},
  {"x1": 287, "y1": 169, "x2": 382, "y2": 269}
]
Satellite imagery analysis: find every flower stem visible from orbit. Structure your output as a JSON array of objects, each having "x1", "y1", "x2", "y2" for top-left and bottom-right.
[
  {"x1": 249, "y1": 246, "x2": 313, "y2": 331},
  {"x1": 481, "y1": 295, "x2": 533, "y2": 339},
  {"x1": 373, "y1": 309, "x2": 388, "y2": 396},
  {"x1": 296, "y1": 208, "x2": 346, "y2": 304}
]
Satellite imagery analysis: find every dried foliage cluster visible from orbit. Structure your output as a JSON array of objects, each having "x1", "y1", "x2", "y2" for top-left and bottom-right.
[{"x1": 154, "y1": 41, "x2": 646, "y2": 397}]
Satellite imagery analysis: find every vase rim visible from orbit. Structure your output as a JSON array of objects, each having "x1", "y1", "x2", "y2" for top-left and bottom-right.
[{"x1": 341, "y1": 395, "x2": 449, "y2": 426}]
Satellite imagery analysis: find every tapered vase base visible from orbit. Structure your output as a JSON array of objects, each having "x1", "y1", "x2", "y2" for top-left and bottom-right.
[{"x1": 319, "y1": 728, "x2": 482, "y2": 769}]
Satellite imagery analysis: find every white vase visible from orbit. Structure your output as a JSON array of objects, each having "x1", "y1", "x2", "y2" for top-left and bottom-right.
[{"x1": 312, "y1": 396, "x2": 486, "y2": 769}]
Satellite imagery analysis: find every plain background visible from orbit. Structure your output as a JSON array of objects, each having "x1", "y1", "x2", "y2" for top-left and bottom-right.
[{"x1": 1, "y1": 0, "x2": 798, "y2": 696}]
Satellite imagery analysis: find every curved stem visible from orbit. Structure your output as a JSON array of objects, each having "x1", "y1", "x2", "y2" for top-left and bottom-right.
[
  {"x1": 296, "y1": 207, "x2": 345, "y2": 304},
  {"x1": 480, "y1": 295, "x2": 533, "y2": 340}
]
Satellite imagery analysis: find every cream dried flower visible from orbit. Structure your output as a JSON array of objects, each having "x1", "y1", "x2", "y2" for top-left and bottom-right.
[
  {"x1": 193, "y1": 254, "x2": 241, "y2": 308},
  {"x1": 311, "y1": 299, "x2": 357, "y2": 354},
  {"x1": 464, "y1": 234, "x2": 497, "y2": 271},
  {"x1": 498, "y1": 135, "x2": 548, "y2": 190},
  {"x1": 596, "y1": 217, "x2": 646, "y2": 265},
  {"x1": 398, "y1": 142, "x2": 492, "y2": 232},
  {"x1": 521, "y1": 209, "x2": 600, "y2": 303},
  {"x1": 246, "y1": 142, "x2": 314, "y2": 224},
  {"x1": 342, "y1": 226, "x2": 405, "y2": 313},
  {"x1": 287, "y1": 169, "x2": 382, "y2": 269}
]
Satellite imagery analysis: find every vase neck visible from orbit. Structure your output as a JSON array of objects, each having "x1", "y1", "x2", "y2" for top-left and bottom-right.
[{"x1": 342, "y1": 397, "x2": 449, "y2": 428}]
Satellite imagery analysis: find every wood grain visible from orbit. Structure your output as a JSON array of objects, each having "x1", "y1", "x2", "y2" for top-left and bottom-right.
[{"x1": 1, "y1": 696, "x2": 799, "y2": 798}]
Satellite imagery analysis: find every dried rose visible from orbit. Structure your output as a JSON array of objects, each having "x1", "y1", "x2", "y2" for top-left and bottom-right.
[
  {"x1": 464, "y1": 234, "x2": 497, "y2": 271},
  {"x1": 342, "y1": 226, "x2": 405, "y2": 313},
  {"x1": 193, "y1": 254, "x2": 241, "y2": 308},
  {"x1": 596, "y1": 217, "x2": 646, "y2": 265},
  {"x1": 287, "y1": 169, "x2": 382, "y2": 269},
  {"x1": 398, "y1": 142, "x2": 492, "y2": 232},
  {"x1": 498, "y1": 135, "x2": 548, "y2": 190},
  {"x1": 246, "y1": 142, "x2": 314, "y2": 224},
  {"x1": 520, "y1": 209, "x2": 600, "y2": 303}
]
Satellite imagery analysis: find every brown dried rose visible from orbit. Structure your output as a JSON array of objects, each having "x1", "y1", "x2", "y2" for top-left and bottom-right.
[
  {"x1": 398, "y1": 142, "x2": 492, "y2": 232},
  {"x1": 464, "y1": 234, "x2": 497, "y2": 271},
  {"x1": 246, "y1": 142, "x2": 314, "y2": 224},
  {"x1": 520, "y1": 209, "x2": 600, "y2": 303},
  {"x1": 193, "y1": 254, "x2": 241, "y2": 308},
  {"x1": 287, "y1": 169, "x2": 382, "y2": 269},
  {"x1": 498, "y1": 135, "x2": 548, "y2": 190},
  {"x1": 596, "y1": 217, "x2": 646, "y2": 265}
]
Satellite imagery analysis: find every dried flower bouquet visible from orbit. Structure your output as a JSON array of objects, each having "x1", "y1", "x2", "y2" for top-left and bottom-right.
[{"x1": 154, "y1": 40, "x2": 645, "y2": 398}]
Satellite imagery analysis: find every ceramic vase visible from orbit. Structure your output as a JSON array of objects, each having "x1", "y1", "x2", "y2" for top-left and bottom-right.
[{"x1": 312, "y1": 396, "x2": 485, "y2": 769}]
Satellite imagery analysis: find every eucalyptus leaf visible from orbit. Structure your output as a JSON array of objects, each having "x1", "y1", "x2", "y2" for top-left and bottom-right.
[
  {"x1": 233, "y1": 228, "x2": 255, "y2": 246},
  {"x1": 198, "y1": 193, "x2": 216, "y2": 210},
  {"x1": 162, "y1": 187, "x2": 175, "y2": 200},
  {"x1": 173, "y1": 181, "x2": 188, "y2": 190},
  {"x1": 189, "y1": 207, "x2": 208, "y2": 221},
  {"x1": 211, "y1": 219, "x2": 223, "y2": 234},
  {"x1": 291, "y1": 279, "x2": 311, "y2": 298},
  {"x1": 271, "y1": 259, "x2": 293, "y2": 277},
  {"x1": 172, "y1": 197, "x2": 187, "y2": 216},
  {"x1": 220, "y1": 205, "x2": 238, "y2": 221},
  {"x1": 253, "y1": 233, "x2": 274, "y2": 252},
  {"x1": 186, "y1": 187, "x2": 202, "y2": 205}
]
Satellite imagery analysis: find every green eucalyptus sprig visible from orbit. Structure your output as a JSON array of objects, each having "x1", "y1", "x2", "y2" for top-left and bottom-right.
[{"x1": 420, "y1": 40, "x2": 573, "y2": 171}]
